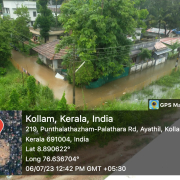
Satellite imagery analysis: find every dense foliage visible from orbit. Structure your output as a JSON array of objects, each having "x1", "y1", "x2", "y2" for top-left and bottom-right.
[
  {"x1": 0, "y1": 17, "x2": 13, "y2": 67},
  {"x1": 33, "y1": 0, "x2": 54, "y2": 43},
  {"x1": 13, "y1": 5, "x2": 31, "y2": 50},
  {"x1": 56, "y1": 0, "x2": 143, "y2": 85},
  {"x1": 138, "y1": 48, "x2": 152, "y2": 61},
  {"x1": 139, "y1": 0, "x2": 180, "y2": 35}
]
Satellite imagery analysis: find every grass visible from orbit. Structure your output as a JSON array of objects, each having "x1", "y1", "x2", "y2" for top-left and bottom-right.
[
  {"x1": 161, "y1": 87, "x2": 168, "y2": 92},
  {"x1": 95, "y1": 99, "x2": 147, "y2": 110},
  {"x1": 154, "y1": 68, "x2": 180, "y2": 87},
  {"x1": 120, "y1": 92, "x2": 132, "y2": 101},
  {"x1": 141, "y1": 88, "x2": 153, "y2": 96},
  {"x1": 95, "y1": 68, "x2": 180, "y2": 110},
  {"x1": 0, "y1": 60, "x2": 59, "y2": 110}
]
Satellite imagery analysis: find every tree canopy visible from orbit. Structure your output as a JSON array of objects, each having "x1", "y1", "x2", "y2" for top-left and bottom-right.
[
  {"x1": 33, "y1": 0, "x2": 54, "y2": 43},
  {"x1": 0, "y1": 17, "x2": 14, "y2": 67},
  {"x1": 56, "y1": 0, "x2": 141, "y2": 84},
  {"x1": 138, "y1": 0, "x2": 180, "y2": 35},
  {"x1": 13, "y1": 5, "x2": 31, "y2": 49},
  {"x1": 138, "y1": 48, "x2": 152, "y2": 61}
]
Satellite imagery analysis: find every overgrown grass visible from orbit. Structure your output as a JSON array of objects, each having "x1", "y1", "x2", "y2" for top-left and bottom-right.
[
  {"x1": 141, "y1": 88, "x2": 153, "y2": 96},
  {"x1": 161, "y1": 87, "x2": 168, "y2": 92},
  {"x1": 95, "y1": 99, "x2": 147, "y2": 110},
  {"x1": 167, "y1": 88, "x2": 180, "y2": 99},
  {"x1": 154, "y1": 68, "x2": 180, "y2": 87},
  {"x1": 120, "y1": 92, "x2": 132, "y2": 101},
  {"x1": 0, "y1": 61, "x2": 59, "y2": 110}
]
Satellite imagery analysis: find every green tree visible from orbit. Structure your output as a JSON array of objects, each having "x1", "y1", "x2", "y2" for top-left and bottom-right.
[
  {"x1": 138, "y1": 48, "x2": 152, "y2": 61},
  {"x1": 33, "y1": 0, "x2": 54, "y2": 43},
  {"x1": 14, "y1": 5, "x2": 31, "y2": 51},
  {"x1": 0, "y1": 4, "x2": 2, "y2": 14},
  {"x1": 8, "y1": 89, "x2": 20, "y2": 110},
  {"x1": 68, "y1": 61, "x2": 99, "y2": 86},
  {"x1": 27, "y1": 76, "x2": 37, "y2": 105},
  {"x1": 170, "y1": 41, "x2": 180, "y2": 54},
  {"x1": 0, "y1": 17, "x2": 13, "y2": 67},
  {"x1": 139, "y1": 0, "x2": 180, "y2": 36},
  {"x1": 133, "y1": 0, "x2": 149, "y2": 32},
  {"x1": 56, "y1": 0, "x2": 138, "y2": 83},
  {"x1": 57, "y1": 91, "x2": 68, "y2": 110}
]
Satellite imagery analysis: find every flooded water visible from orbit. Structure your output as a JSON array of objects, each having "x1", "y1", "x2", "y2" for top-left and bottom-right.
[{"x1": 11, "y1": 50, "x2": 177, "y2": 107}]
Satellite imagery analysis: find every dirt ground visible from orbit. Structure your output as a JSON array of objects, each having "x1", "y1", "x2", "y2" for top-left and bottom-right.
[{"x1": 1, "y1": 111, "x2": 179, "y2": 180}]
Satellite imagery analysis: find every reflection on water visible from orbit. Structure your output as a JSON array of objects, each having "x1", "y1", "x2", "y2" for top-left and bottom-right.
[{"x1": 11, "y1": 50, "x2": 177, "y2": 107}]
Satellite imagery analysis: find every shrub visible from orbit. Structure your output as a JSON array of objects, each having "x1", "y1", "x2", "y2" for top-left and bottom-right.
[
  {"x1": 36, "y1": 58, "x2": 44, "y2": 65},
  {"x1": 0, "y1": 67, "x2": 7, "y2": 75},
  {"x1": 41, "y1": 86, "x2": 54, "y2": 100},
  {"x1": 27, "y1": 76, "x2": 37, "y2": 105},
  {"x1": 8, "y1": 89, "x2": 20, "y2": 109},
  {"x1": 57, "y1": 91, "x2": 68, "y2": 110}
]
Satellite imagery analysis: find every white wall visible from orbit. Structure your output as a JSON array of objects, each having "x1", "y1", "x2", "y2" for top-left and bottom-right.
[
  {"x1": 3, "y1": 1, "x2": 37, "y2": 26},
  {"x1": 38, "y1": 54, "x2": 47, "y2": 64}
]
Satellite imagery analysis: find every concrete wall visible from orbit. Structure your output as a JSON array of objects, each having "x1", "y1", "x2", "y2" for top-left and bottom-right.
[
  {"x1": 53, "y1": 60, "x2": 58, "y2": 71},
  {"x1": 38, "y1": 54, "x2": 47, "y2": 64},
  {"x1": 48, "y1": 35, "x2": 58, "y2": 43}
]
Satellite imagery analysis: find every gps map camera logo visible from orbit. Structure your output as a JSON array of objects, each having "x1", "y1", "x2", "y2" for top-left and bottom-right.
[{"x1": 149, "y1": 100, "x2": 159, "y2": 110}]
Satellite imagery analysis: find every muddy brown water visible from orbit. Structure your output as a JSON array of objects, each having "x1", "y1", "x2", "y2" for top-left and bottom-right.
[{"x1": 11, "y1": 50, "x2": 177, "y2": 107}]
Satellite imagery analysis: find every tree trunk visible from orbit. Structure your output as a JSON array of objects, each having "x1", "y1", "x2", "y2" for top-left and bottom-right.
[
  {"x1": 22, "y1": 40, "x2": 25, "y2": 52},
  {"x1": 56, "y1": 0, "x2": 57, "y2": 27},
  {"x1": 164, "y1": 24, "x2": 167, "y2": 36},
  {"x1": 167, "y1": 30, "x2": 171, "y2": 36},
  {"x1": 158, "y1": 21, "x2": 161, "y2": 38}
]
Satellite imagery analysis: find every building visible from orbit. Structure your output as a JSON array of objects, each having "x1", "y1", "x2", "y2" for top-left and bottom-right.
[
  {"x1": 47, "y1": 5, "x2": 61, "y2": 15},
  {"x1": 160, "y1": 37, "x2": 180, "y2": 46},
  {"x1": 32, "y1": 39, "x2": 67, "y2": 71},
  {"x1": 127, "y1": 28, "x2": 143, "y2": 41},
  {"x1": 129, "y1": 40, "x2": 172, "y2": 73},
  {"x1": 153, "y1": 41, "x2": 172, "y2": 65},
  {"x1": 144, "y1": 28, "x2": 171, "y2": 39},
  {"x1": 2, "y1": 0, "x2": 37, "y2": 27},
  {"x1": 130, "y1": 40, "x2": 158, "y2": 64},
  {"x1": 29, "y1": 27, "x2": 65, "y2": 43}
]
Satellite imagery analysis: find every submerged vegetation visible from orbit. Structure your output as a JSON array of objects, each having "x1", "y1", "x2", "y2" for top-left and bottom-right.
[{"x1": 95, "y1": 68, "x2": 180, "y2": 110}]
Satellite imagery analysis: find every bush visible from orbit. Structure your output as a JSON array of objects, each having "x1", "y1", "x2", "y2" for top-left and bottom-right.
[
  {"x1": 41, "y1": 86, "x2": 54, "y2": 100},
  {"x1": 27, "y1": 76, "x2": 37, "y2": 105},
  {"x1": 168, "y1": 52, "x2": 178, "y2": 59},
  {"x1": 36, "y1": 58, "x2": 44, "y2": 65},
  {"x1": 57, "y1": 91, "x2": 68, "y2": 110},
  {"x1": 0, "y1": 67, "x2": 7, "y2": 75}
]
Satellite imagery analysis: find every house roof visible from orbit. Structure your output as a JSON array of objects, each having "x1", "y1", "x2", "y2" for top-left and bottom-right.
[
  {"x1": 160, "y1": 37, "x2": 180, "y2": 45},
  {"x1": 154, "y1": 48, "x2": 172, "y2": 55},
  {"x1": 32, "y1": 40, "x2": 67, "y2": 60},
  {"x1": 29, "y1": 28, "x2": 64, "y2": 36},
  {"x1": 146, "y1": 28, "x2": 170, "y2": 35},
  {"x1": 154, "y1": 42, "x2": 167, "y2": 50}
]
